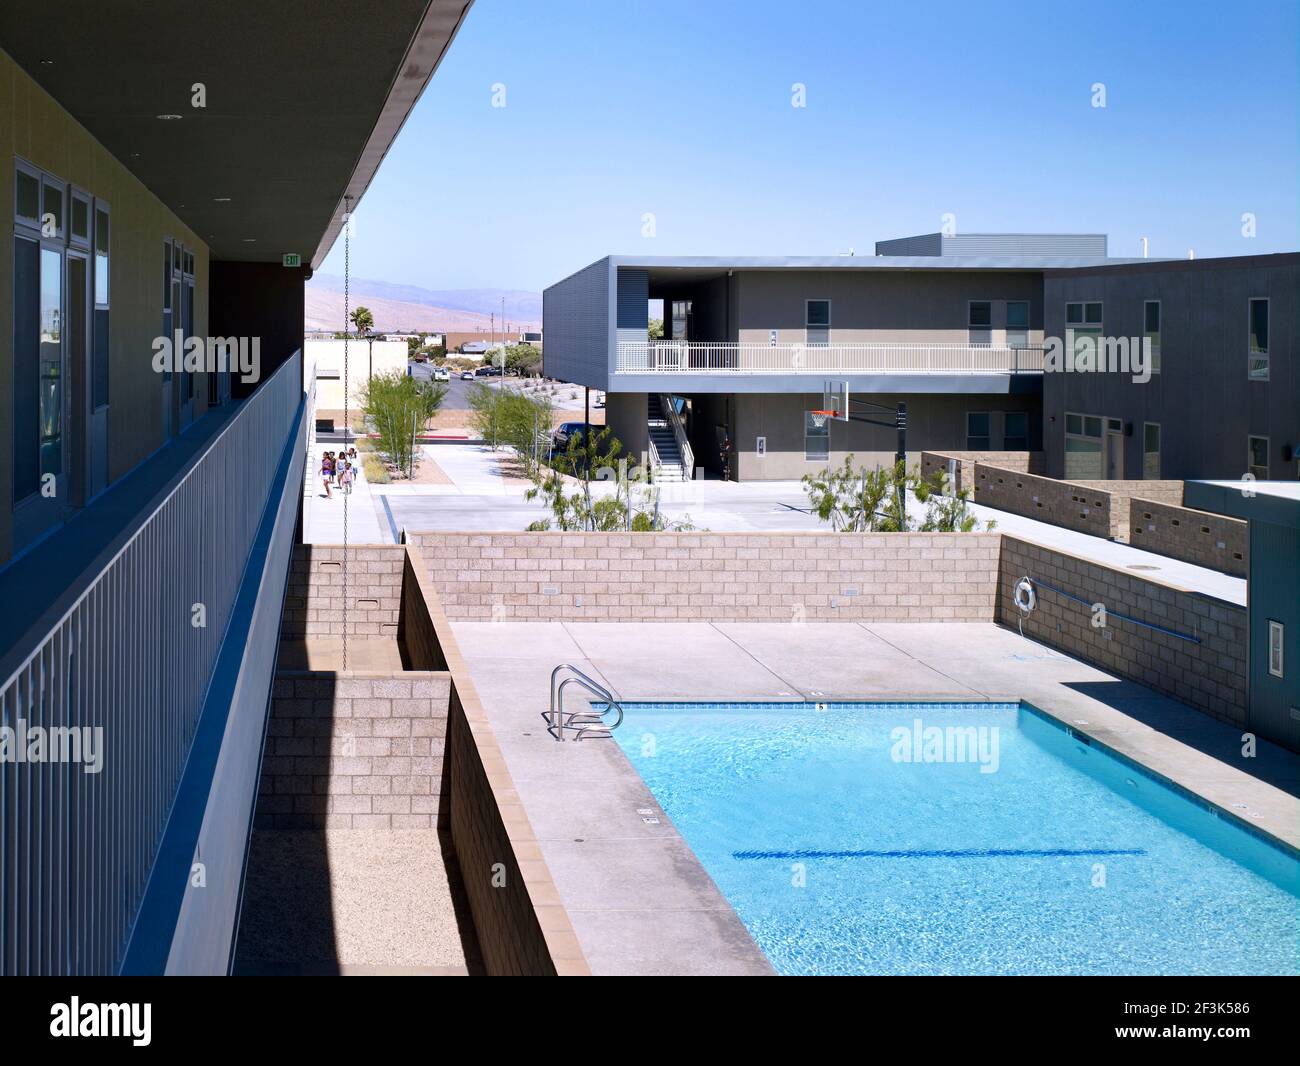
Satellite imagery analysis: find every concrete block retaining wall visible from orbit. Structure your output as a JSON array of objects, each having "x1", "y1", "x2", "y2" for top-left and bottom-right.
[
  {"x1": 1127, "y1": 498, "x2": 1248, "y2": 577},
  {"x1": 920, "y1": 450, "x2": 1046, "y2": 495},
  {"x1": 281, "y1": 544, "x2": 406, "y2": 638},
  {"x1": 998, "y1": 535, "x2": 1247, "y2": 726},
  {"x1": 257, "y1": 672, "x2": 451, "y2": 829},
  {"x1": 409, "y1": 531, "x2": 1002, "y2": 623}
]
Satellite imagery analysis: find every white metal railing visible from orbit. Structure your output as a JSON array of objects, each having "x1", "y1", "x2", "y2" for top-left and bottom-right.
[
  {"x1": 616, "y1": 341, "x2": 1046, "y2": 374},
  {"x1": 0, "y1": 351, "x2": 304, "y2": 975},
  {"x1": 659, "y1": 394, "x2": 694, "y2": 476}
]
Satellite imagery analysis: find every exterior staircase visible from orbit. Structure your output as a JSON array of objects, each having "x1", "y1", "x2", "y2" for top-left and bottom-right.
[{"x1": 647, "y1": 395, "x2": 689, "y2": 482}]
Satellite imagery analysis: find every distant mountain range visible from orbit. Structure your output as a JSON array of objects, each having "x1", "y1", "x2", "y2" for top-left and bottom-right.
[{"x1": 306, "y1": 275, "x2": 541, "y2": 333}]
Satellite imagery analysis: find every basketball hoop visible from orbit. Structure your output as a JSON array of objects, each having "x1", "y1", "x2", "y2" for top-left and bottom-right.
[{"x1": 810, "y1": 409, "x2": 834, "y2": 429}]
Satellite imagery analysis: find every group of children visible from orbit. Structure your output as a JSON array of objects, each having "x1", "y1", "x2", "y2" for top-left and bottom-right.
[{"x1": 319, "y1": 447, "x2": 358, "y2": 498}]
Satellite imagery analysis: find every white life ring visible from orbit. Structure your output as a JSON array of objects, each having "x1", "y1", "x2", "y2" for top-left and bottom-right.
[{"x1": 1013, "y1": 577, "x2": 1036, "y2": 614}]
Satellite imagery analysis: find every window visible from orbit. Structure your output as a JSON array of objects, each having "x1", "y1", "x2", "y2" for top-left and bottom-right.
[
  {"x1": 1248, "y1": 435, "x2": 1269, "y2": 480},
  {"x1": 968, "y1": 301, "x2": 992, "y2": 346},
  {"x1": 804, "y1": 410, "x2": 829, "y2": 461},
  {"x1": 93, "y1": 203, "x2": 110, "y2": 409},
  {"x1": 70, "y1": 190, "x2": 91, "y2": 247},
  {"x1": 38, "y1": 247, "x2": 64, "y2": 483},
  {"x1": 1066, "y1": 302, "x2": 1103, "y2": 368},
  {"x1": 966, "y1": 411, "x2": 991, "y2": 450},
  {"x1": 41, "y1": 177, "x2": 64, "y2": 238},
  {"x1": 1065, "y1": 411, "x2": 1104, "y2": 479},
  {"x1": 1006, "y1": 301, "x2": 1029, "y2": 349},
  {"x1": 806, "y1": 300, "x2": 830, "y2": 346},
  {"x1": 1143, "y1": 423, "x2": 1160, "y2": 479},
  {"x1": 15, "y1": 163, "x2": 41, "y2": 223},
  {"x1": 1004, "y1": 412, "x2": 1029, "y2": 450},
  {"x1": 1248, "y1": 298, "x2": 1269, "y2": 380},
  {"x1": 1268, "y1": 620, "x2": 1284, "y2": 679},
  {"x1": 1143, "y1": 300, "x2": 1161, "y2": 373}
]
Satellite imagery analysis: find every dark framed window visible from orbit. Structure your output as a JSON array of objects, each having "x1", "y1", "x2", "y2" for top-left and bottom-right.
[
  {"x1": 1003, "y1": 411, "x2": 1029, "y2": 450},
  {"x1": 966, "y1": 411, "x2": 991, "y2": 450}
]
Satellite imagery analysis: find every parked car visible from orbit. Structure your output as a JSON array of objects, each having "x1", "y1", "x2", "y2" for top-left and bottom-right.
[
  {"x1": 551, "y1": 421, "x2": 592, "y2": 451},
  {"x1": 460, "y1": 370, "x2": 475, "y2": 380},
  {"x1": 431, "y1": 366, "x2": 450, "y2": 382},
  {"x1": 476, "y1": 365, "x2": 503, "y2": 377}
]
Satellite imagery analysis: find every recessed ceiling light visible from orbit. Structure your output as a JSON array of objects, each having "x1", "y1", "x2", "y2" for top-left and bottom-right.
[
  {"x1": 241, "y1": 238, "x2": 257, "y2": 243},
  {"x1": 39, "y1": 58, "x2": 54, "y2": 66},
  {"x1": 213, "y1": 197, "x2": 231, "y2": 203},
  {"x1": 156, "y1": 114, "x2": 183, "y2": 121}
]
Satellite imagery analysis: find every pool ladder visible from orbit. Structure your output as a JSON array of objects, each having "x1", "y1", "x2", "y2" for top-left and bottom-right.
[{"x1": 546, "y1": 664, "x2": 625, "y2": 741}]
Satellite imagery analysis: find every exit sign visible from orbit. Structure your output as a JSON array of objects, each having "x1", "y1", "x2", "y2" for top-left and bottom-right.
[{"x1": 282, "y1": 253, "x2": 301, "y2": 268}]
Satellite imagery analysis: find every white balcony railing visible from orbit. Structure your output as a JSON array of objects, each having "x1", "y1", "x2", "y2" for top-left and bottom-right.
[
  {"x1": 0, "y1": 352, "x2": 305, "y2": 974},
  {"x1": 616, "y1": 341, "x2": 1045, "y2": 375}
]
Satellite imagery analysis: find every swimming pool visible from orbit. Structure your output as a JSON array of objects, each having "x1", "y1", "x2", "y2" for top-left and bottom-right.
[{"x1": 612, "y1": 700, "x2": 1300, "y2": 976}]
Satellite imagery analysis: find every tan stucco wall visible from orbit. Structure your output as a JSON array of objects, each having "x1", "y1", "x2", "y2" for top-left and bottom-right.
[
  {"x1": 1, "y1": 47, "x2": 210, "y2": 563},
  {"x1": 734, "y1": 270, "x2": 1044, "y2": 348}
]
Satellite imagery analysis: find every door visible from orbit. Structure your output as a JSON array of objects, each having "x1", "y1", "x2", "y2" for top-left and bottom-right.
[{"x1": 1104, "y1": 418, "x2": 1124, "y2": 479}]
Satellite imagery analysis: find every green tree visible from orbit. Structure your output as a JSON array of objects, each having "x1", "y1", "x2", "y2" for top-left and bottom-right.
[
  {"x1": 648, "y1": 318, "x2": 664, "y2": 340},
  {"x1": 802, "y1": 457, "x2": 994, "y2": 533},
  {"x1": 350, "y1": 306, "x2": 374, "y2": 336},
  {"x1": 358, "y1": 370, "x2": 445, "y2": 475},
  {"x1": 525, "y1": 426, "x2": 696, "y2": 531}
]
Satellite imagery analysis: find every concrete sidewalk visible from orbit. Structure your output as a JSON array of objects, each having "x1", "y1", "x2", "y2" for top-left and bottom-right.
[{"x1": 304, "y1": 443, "x2": 389, "y2": 543}]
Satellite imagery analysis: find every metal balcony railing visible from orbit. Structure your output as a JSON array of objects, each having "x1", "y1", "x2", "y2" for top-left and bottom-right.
[
  {"x1": 615, "y1": 340, "x2": 1046, "y2": 374},
  {"x1": 0, "y1": 351, "x2": 304, "y2": 975}
]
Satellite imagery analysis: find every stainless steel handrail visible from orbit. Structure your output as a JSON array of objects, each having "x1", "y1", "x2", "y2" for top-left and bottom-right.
[{"x1": 546, "y1": 663, "x2": 624, "y2": 741}]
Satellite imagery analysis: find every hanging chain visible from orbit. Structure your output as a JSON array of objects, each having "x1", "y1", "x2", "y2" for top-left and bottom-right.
[{"x1": 342, "y1": 195, "x2": 352, "y2": 672}]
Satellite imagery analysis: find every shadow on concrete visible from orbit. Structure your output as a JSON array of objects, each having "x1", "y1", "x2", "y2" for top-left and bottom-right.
[{"x1": 1062, "y1": 681, "x2": 1300, "y2": 798}]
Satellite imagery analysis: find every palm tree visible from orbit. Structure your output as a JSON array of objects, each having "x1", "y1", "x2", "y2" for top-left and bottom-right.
[{"x1": 349, "y1": 306, "x2": 374, "y2": 337}]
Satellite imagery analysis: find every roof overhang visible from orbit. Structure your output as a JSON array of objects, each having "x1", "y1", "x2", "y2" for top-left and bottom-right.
[{"x1": 0, "y1": 0, "x2": 473, "y2": 268}]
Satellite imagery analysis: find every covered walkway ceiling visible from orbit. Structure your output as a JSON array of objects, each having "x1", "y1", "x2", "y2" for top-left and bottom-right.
[{"x1": 0, "y1": 0, "x2": 472, "y2": 267}]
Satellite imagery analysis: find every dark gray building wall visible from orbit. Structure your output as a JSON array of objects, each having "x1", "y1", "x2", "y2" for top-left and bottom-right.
[
  {"x1": 1043, "y1": 254, "x2": 1300, "y2": 481},
  {"x1": 542, "y1": 256, "x2": 611, "y2": 389},
  {"x1": 1249, "y1": 518, "x2": 1300, "y2": 751}
]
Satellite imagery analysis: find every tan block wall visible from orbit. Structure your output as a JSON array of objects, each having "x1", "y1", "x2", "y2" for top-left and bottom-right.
[
  {"x1": 257, "y1": 673, "x2": 450, "y2": 830},
  {"x1": 975, "y1": 464, "x2": 1115, "y2": 538},
  {"x1": 1128, "y1": 498, "x2": 1248, "y2": 577},
  {"x1": 281, "y1": 544, "x2": 406, "y2": 638},
  {"x1": 920, "y1": 450, "x2": 1046, "y2": 494},
  {"x1": 410, "y1": 531, "x2": 1001, "y2": 622},
  {"x1": 998, "y1": 536, "x2": 1247, "y2": 725},
  {"x1": 1073, "y1": 479, "x2": 1185, "y2": 540}
]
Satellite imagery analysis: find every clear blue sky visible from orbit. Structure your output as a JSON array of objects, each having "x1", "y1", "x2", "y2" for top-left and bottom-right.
[{"x1": 318, "y1": 0, "x2": 1299, "y2": 292}]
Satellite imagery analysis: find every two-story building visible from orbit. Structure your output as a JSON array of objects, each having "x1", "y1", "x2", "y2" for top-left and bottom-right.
[{"x1": 543, "y1": 234, "x2": 1135, "y2": 481}]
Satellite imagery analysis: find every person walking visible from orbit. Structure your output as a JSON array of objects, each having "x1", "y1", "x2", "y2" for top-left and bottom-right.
[
  {"x1": 340, "y1": 461, "x2": 354, "y2": 495},
  {"x1": 320, "y1": 451, "x2": 334, "y2": 499}
]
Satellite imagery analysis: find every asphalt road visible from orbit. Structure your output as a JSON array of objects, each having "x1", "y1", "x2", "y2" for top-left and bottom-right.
[{"x1": 407, "y1": 362, "x2": 478, "y2": 409}]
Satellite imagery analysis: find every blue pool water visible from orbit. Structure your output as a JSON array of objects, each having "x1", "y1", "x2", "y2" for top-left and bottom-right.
[{"x1": 613, "y1": 701, "x2": 1300, "y2": 976}]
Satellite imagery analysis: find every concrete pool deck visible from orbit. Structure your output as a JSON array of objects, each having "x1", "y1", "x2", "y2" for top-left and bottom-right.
[{"x1": 451, "y1": 619, "x2": 1300, "y2": 975}]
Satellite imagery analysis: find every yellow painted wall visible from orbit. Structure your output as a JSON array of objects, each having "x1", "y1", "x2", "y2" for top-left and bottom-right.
[{"x1": 0, "y1": 47, "x2": 210, "y2": 564}]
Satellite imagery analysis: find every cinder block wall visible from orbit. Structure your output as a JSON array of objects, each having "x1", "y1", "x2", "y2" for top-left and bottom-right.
[
  {"x1": 410, "y1": 531, "x2": 1002, "y2": 622},
  {"x1": 1073, "y1": 480, "x2": 1185, "y2": 540},
  {"x1": 973, "y1": 464, "x2": 1185, "y2": 541},
  {"x1": 257, "y1": 672, "x2": 451, "y2": 829},
  {"x1": 998, "y1": 536, "x2": 1247, "y2": 725},
  {"x1": 975, "y1": 465, "x2": 1114, "y2": 538},
  {"x1": 281, "y1": 544, "x2": 406, "y2": 638},
  {"x1": 1128, "y1": 498, "x2": 1248, "y2": 577},
  {"x1": 920, "y1": 451, "x2": 1046, "y2": 495}
]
